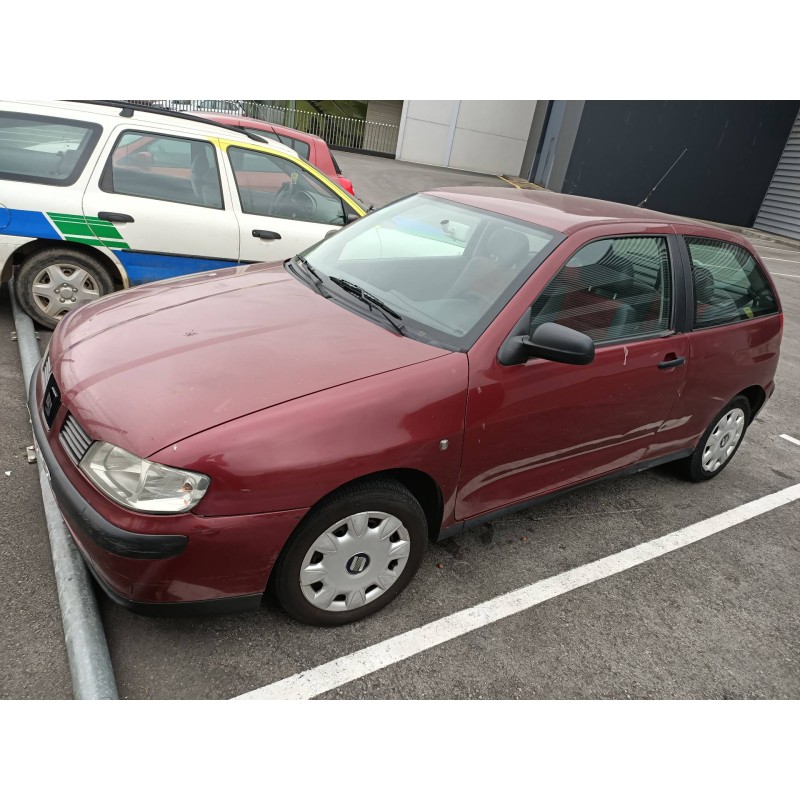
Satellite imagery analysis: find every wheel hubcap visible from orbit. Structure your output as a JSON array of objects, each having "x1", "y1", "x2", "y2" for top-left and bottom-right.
[
  {"x1": 31, "y1": 264, "x2": 101, "y2": 320},
  {"x1": 702, "y1": 408, "x2": 745, "y2": 473},
  {"x1": 300, "y1": 511, "x2": 411, "y2": 612}
]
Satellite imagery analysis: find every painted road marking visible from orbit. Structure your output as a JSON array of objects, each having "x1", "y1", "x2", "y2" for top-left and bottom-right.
[
  {"x1": 762, "y1": 256, "x2": 800, "y2": 264},
  {"x1": 780, "y1": 434, "x2": 800, "y2": 447},
  {"x1": 234, "y1": 482, "x2": 800, "y2": 700},
  {"x1": 757, "y1": 246, "x2": 800, "y2": 255},
  {"x1": 770, "y1": 272, "x2": 800, "y2": 279}
]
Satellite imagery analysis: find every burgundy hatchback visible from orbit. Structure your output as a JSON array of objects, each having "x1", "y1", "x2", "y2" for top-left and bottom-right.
[{"x1": 29, "y1": 189, "x2": 782, "y2": 625}]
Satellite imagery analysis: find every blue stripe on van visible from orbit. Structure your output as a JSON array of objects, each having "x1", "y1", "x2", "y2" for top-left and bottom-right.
[
  {"x1": 3, "y1": 209, "x2": 61, "y2": 240},
  {"x1": 114, "y1": 250, "x2": 239, "y2": 285}
]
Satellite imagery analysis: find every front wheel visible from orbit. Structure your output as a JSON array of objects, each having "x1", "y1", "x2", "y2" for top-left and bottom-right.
[
  {"x1": 274, "y1": 479, "x2": 428, "y2": 626},
  {"x1": 679, "y1": 396, "x2": 750, "y2": 482},
  {"x1": 16, "y1": 248, "x2": 113, "y2": 328}
]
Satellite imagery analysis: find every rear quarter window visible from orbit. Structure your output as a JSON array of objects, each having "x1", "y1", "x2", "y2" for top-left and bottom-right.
[
  {"x1": 686, "y1": 237, "x2": 779, "y2": 329},
  {"x1": 0, "y1": 111, "x2": 101, "y2": 186}
]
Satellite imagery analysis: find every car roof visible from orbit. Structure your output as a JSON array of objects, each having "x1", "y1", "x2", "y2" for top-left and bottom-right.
[
  {"x1": 425, "y1": 186, "x2": 742, "y2": 240},
  {"x1": 194, "y1": 112, "x2": 325, "y2": 145},
  {"x1": 4, "y1": 100, "x2": 300, "y2": 159}
]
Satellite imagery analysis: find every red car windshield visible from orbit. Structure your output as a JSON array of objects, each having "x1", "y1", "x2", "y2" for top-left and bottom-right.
[{"x1": 302, "y1": 195, "x2": 561, "y2": 350}]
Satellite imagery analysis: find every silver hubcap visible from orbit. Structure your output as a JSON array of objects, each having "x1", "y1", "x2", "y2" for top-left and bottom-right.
[
  {"x1": 702, "y1": 408, "x2": 745, "y2": 473},
  {"x1": 300, "y1": 511, "x2": 411, "y2": 612},
  {"x1": 31, "y1": 263, "x2": 101, "y2": 320}
]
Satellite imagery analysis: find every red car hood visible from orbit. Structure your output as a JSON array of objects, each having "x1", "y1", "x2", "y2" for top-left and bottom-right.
[{"x1": 50, "y1": 264, "x2": 447, "y2": 457}]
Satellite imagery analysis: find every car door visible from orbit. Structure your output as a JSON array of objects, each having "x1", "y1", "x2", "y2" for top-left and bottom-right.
[
  {"x1": 222, "y1": 143, "x2": 350, "y2": 263},
  {"x1": 81, "y1": 126, "x2": 241, "y2": 285},
  {"x1": 456, "y1": 230, "x2": 689, "y2": 521}
]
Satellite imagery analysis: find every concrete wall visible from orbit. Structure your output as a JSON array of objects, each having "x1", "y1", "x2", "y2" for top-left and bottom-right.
[{"x1": 395, "y1": 101, "x2": 537, "y2": 175}]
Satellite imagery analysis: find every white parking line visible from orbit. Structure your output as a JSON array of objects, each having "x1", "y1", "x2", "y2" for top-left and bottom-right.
[
  {"x1": 234, "y1": 482, "x2": 800, "y2": 700},
  {"x1": 756, "y1": 246, "x2": 800, "y2": 255},
  {"x1": 770, "y1": 272, "x2": 800, "y2": 279},
  {"x1": 780, "y1": 434, "x2": 800, "y2": 447},
  {"x1": 762, "y1": 256, "x2": 800, "y2": 263}
]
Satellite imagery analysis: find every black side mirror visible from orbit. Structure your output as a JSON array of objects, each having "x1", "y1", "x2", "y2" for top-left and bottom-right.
[
  {"x1": 499, "y1": 321, "x2": 595, "y2": 366},
  {"x1": 344, "y1": 208, "x2": 361, "y2": 225}
]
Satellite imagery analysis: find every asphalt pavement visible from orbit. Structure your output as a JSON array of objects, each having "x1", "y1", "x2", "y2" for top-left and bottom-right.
[{"x1": 1, "y1": 153, "x2": 799, "y2": 699}]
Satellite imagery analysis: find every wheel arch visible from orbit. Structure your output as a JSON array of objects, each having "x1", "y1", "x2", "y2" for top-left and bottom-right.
[
  {"x1": 1, "y1": 239, "x2": 128, "y2": 290},
  {"x1": 264, "y1": 467, "x2": 443, "y2": 604},
  {"x1": 737, "y1": 385, "x2": 767, "y2": 422}
]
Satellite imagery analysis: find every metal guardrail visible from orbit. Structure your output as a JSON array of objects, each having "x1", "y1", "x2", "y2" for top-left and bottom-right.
[
  {"x1": 10, "y1": 281, "x2": 118, "y2": 700},
  {"x1": 128, "y1": 101, "x2": 400, "y2": 155}
]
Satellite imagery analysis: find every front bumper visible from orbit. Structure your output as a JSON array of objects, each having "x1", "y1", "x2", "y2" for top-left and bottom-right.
[{"x1": 28, "y1": 364, "x2": 307, "y2": 614}]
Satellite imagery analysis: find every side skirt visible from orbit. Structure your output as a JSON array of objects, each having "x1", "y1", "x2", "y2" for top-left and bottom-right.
[{"x1": 435, "y1": 449, "x2": 693, "y2": 542}]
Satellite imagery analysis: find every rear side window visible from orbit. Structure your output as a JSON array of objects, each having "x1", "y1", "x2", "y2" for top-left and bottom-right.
[
  {"x1": 101, "y1": 131, "x2": 223, "y2": 209},
  {"x1": 278, "y1": 135, "x2": 311, "y2": 160},
  {"x1": 0, "y1": 111, "x2": 100, "y2": 185},
  {"x1": 685, "y1": 237, "x2": 778, "y2": 329},
  {"x1": 530, "y1": 236, "x2": 673, "y2": 344}
]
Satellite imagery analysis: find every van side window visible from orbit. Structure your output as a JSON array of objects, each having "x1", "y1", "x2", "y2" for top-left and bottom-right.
[
  {"x1": 530, "y1": 236, "x2": 672, "y2": 344},
  {"x1": 685, "y1": 237, "x2": 778, "y2": 328},
  {"x1": 101, "y1": 131, "x2": 223, "y2": 209},
  {"x1": 0, "y1": 111, "x2": 100, "y2": 186}
]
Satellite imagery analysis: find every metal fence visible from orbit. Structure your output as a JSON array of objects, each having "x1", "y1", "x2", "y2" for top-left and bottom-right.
[{"x1": 128, "y1": 101, "x2": 400, "y2": 155}]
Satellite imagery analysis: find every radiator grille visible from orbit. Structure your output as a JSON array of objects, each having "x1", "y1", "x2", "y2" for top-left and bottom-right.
[{"x1": 59, "y1": 414, "x2": 93, "y2": 464}]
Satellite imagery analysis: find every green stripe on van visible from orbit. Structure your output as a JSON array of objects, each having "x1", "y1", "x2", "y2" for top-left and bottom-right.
[{"x1": 46, "y1": 212, "x2": 129, "y2": 249}]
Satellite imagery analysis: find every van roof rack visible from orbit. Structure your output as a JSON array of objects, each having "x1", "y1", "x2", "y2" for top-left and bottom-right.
[{"x1": 66, "y1": 100, "x2": 269, "y2": 144}]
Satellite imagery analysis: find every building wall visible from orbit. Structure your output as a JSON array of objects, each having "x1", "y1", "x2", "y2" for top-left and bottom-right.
[
  {"x1": 558, "y1": 101, "x2": 800, "y2": 227},
  {"x1": 363, "y1": 100, "x2": 403, "y2": 153},
  {"x1": 395, "y1": 101, "x2": 537, "y2": 175}
]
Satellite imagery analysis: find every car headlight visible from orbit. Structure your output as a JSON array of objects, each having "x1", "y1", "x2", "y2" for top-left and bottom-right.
[{"x1": 79, "y1": 442, "x2": 210, "y2": 514}]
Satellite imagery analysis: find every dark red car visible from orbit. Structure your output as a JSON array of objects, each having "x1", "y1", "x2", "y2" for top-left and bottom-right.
[
  {"x1": 30, "y1": 189, "x2": 782, "y2": 625},
  {"x1": 195, "y1": 112, "x2": 356, "y2": 195}
]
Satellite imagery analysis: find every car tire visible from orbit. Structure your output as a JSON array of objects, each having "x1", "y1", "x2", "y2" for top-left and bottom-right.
[
  {"x1": 678, "y1": 395, "x2": 751, "y2": 482},
  {"x1": 274, "y1": 478, "x2": 428, "y2": 626},
  {"x1": 16, "y1": 248, "x2": 113, "y2": 329}
]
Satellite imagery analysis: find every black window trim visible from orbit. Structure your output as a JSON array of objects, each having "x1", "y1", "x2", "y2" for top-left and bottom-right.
[
  {"x1": 0, "y1": 110, "x2": 102, "y2": 187},
  {"x1": 678, "y1": 234, "x2": 782, "y2": 332},
  {"x1": 99, "y1": 128, "x2": 226, "y2": 211},
  {"x1": 524, "y1": 232, "x2": 684, "y2": 350},
  {"x1": 226, "y1": 144, "x2": 346, "y2": 225}
]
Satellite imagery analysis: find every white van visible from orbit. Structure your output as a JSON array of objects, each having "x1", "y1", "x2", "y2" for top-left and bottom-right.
[{"x1": 0, "y1": 100, "x2": 366, "y2": 327}]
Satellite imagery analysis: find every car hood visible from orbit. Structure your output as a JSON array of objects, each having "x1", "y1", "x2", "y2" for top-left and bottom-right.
[{"x1": 50, "y1": 264, "x2": 448, "y2": 457}]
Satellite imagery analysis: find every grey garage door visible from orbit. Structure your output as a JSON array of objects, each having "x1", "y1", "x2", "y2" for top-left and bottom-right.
[{"x1": 755, "y1": 110, "x2": 800, "y2": 240}]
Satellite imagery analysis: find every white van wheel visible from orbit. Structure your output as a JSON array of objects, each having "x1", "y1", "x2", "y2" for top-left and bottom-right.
[{"x1": 16, "y1": 249, "x2": 114, "y2": 329}]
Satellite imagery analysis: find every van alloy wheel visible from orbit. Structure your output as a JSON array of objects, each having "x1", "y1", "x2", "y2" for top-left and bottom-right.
[
  {"x1": 16, "y1": 248, "x2": 113, "y2": 329},
  {"x1": 31, "y1": 263, "x2": 103, "y2": 319}
]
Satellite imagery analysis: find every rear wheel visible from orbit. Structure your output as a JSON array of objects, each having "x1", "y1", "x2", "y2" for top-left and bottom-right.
[
  {"x1": 274, "y1": 479, "x2": 428, "y2": 626},
  {"x1": 678, "y1": 396, "x2": 750, "y2": 482},
  {"x1": 16, "y1": 248, "x2": 113, "y2": 328}
]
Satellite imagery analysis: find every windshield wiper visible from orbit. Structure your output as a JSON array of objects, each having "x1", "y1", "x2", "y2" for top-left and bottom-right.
[
  {"x1": 289, "y1": 255, "x2": 328, "y2": 297},
  {"x1": 329, "y1": 276, "x2": 405, "y2": 334}
]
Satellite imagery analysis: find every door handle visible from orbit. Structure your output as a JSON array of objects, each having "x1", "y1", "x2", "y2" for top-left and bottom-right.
[
  {"x1": 97, "y1": 211, "x2": 134, "y2": 223},
  {"x1": 252, "y1": 229, "x2": 282, "y2": 240},
  {"x1": 658, "y1": 356, "x2": 686, "y2": 369}
]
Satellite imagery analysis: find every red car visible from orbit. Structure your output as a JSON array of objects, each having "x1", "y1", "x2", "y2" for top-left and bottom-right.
[
  {"x1": 30, "y1": 189, "x2": 782, "y2": 625},
  {"x1": 195, "y1": 112, "x2": 356, "y2": 196}
]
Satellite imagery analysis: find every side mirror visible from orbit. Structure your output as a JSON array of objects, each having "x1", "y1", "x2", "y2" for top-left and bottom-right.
[
  {"x1": 499, "y1": 321, "x2": 595, "y2": 366},
  {"x1": 344, "y1": 208, "x2": 361, "y2": 225}
]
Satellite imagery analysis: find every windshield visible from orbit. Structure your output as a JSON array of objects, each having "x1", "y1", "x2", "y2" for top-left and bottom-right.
[{"x1": 301, "y1": 194, "x2": 562, "y2": 350}]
